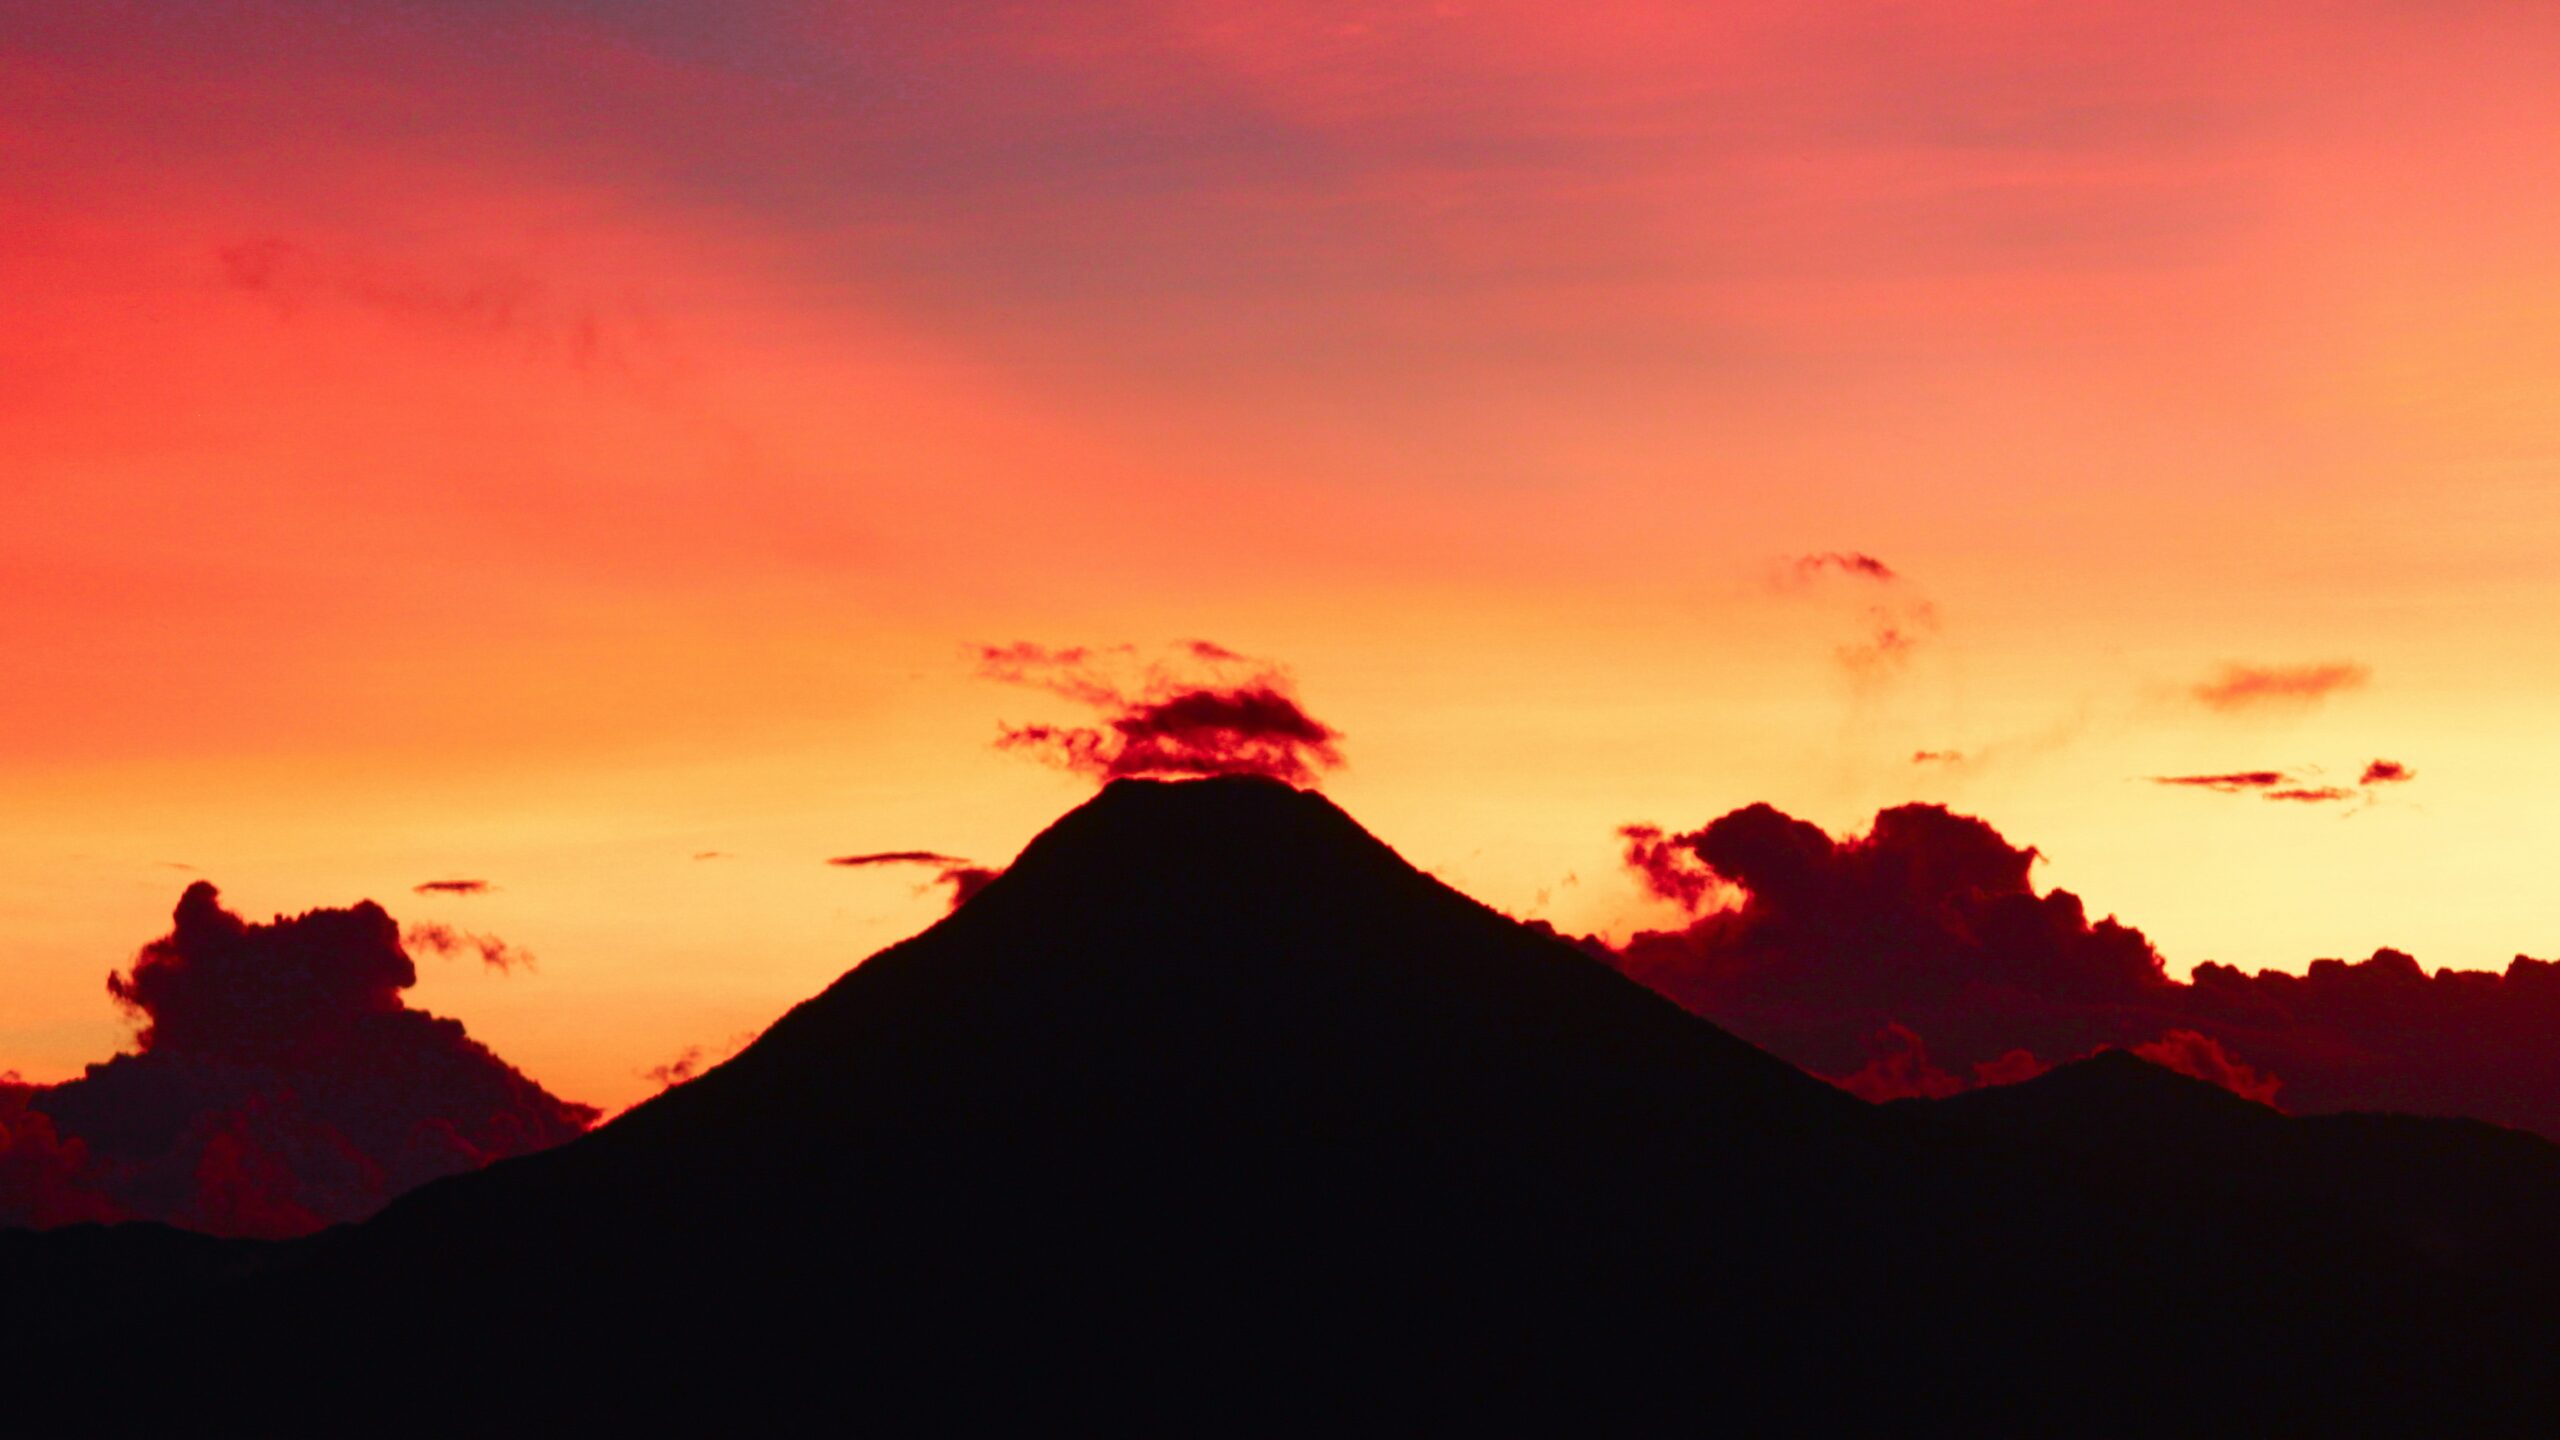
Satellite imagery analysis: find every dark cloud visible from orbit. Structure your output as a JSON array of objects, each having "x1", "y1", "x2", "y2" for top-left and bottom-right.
[
  {"x1": 403, "y1": 923, "x2": 534, "y2": 973},
  {"x1": 2152, "y1": 770, "x2": 2291, "y2": 792},
  {"x1": 1617, "y1": 824, "x2": 1721, "y2": 913},
  {"x1": 1791, "y1": 551, "x2": 1898, "y2": 582},
  {"x1": 0, "y1": 1078, "x2": 123, "y2": 1228},
  {"x1": 981, "y1": 641, "x2": 1345, "y2": 787},
  {"x1": 691, "y1": 851, "x2": 732, "y2": 861},
  {"x1": 639, "y1": 1030, "x2": 762, "y2": 1095},
  {"x1": 826, "y1": 850, "x2": 1001, "y2": 914},
  {"x1": 1, "y1": 883, "x2": 593, "y2": 1236},
  {"x1": 412, "y1": 879, "x2": 491, "y2": 896},
  {"x1": 2153, "y1": 761, "x2": 2413, "y2": 807},
  {"x1": 935, "y1": 866, "x2": 1001, "y2": 909},
  {"x1": 1599, "y1": 803, "x2": 2560, "y2": 1137},
  {"x1": 1005, "y1": 686, "x2": 1343, "y2": 785},
  {"x1": 1826, "y1": 1024, "x2": 1969, "y2": 1102},
  {"x1": 2191, "y1": 661, "x2": 2370, "y2": 712},
  {"x1": 1911, "y1": 750, "x2": 1965, "y2": 765}
]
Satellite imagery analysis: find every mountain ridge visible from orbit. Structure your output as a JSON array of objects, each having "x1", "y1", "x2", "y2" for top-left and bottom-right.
[{"x1": 15, "y1": 777, "x2": 2560, "y2": 1436}]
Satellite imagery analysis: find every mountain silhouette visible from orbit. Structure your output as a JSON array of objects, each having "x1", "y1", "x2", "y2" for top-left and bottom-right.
[{"x1": 15, "y1": 777, "x2": 2560, "y2": 1435}]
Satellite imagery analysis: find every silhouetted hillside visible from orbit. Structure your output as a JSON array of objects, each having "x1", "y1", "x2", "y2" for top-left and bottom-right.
[
  {"x1": 0, "y1": 1223, "x2": 285, "y2": 1347},
  {"x1": 16, "y1": 779, "x2": 2560, "y2": 1435}
]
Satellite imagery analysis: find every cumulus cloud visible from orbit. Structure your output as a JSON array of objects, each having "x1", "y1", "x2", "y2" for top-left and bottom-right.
[
  {"x1": 1826, "y1": 1024, "x2": 1970, "y2": 1102},
  {"x1": 1598, "y1": 802, "x2": 2560, "y2": 1135},
  {"x1": 979, "y1": 641, "x2": 1345, "y2": 787},
  {"x1": 2128, "y1": 1029, "x2": 2282, "y2": 1105},
  {"x1": 1, "y1": 883, "x2": 593, "y2": 1237},
  {"x1": 1617, "y1": 824, "x2": 1723, "y2": 913},
  {"x1": 2191, "y1": 661, "x2": 2370, "y2": 712},
  {"x1": 0, "y1": 1078, "x2": 123, "y2": 1228},
  {"x1": 2361, "y1": 759, "x2": 2416, "y2": 785},
  {"x1": 412, "y1": 879, "x2": 491, "y2": 896}
]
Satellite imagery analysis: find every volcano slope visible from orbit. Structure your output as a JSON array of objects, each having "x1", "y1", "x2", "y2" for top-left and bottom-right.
[{"x1": 19, "y1": 777, "x2": 2560, "y2": 1435}]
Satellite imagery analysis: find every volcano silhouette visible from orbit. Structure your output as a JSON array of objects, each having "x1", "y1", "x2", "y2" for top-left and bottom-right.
[{"x1": 18, "y1": 777, "x2": 2560, "y2": 1435}]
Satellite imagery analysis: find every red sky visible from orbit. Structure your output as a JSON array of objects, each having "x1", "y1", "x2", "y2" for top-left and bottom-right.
[{"x1": 10, "y1": 2, "x2": 2560, "y2": 1114}]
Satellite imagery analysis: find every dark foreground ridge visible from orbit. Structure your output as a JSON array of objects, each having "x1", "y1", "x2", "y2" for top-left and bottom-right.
[{"x1": 14, "y1": 777, "x2": 2560, "y2": 1434}]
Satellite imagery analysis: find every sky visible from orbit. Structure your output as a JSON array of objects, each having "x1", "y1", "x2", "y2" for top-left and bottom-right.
[{"x1": 9, "y1": 0, "x2": 2560, "y2": 1116}]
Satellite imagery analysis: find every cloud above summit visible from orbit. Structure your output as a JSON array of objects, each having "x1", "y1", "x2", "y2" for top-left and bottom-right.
[{"x1": 979, "y1": 641, "x2": 1345, "y2": 787}]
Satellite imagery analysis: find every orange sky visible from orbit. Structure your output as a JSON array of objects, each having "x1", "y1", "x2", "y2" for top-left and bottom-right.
[{"x1": 9, "y1": 1, "x2": 2560, "y2": 1114}]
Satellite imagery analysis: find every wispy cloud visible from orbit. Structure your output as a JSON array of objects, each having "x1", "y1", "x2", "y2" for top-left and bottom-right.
[
  {"x1": 2191, "y1": 662, "x2": 2370, "y2": 713},
  {"x1": 403, "y1": 923, "x2": 534, "y2": 973},
  {"x1": 1778, "y1": 552, "x2": 1939, "y2": 683}
]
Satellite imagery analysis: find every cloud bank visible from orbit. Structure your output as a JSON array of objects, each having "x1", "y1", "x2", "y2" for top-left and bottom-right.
[
  {"x1": 1, "y1": 884, "x2": 594, "y2": 1237},
  {"x1": 1602, "y1": 803, "x2": 2560, "y2": 1135}
]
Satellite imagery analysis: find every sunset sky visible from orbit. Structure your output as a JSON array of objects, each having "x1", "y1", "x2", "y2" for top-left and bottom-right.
[{"x1": 10, "y1": 1, "x2": 2560, "y2": 1115}]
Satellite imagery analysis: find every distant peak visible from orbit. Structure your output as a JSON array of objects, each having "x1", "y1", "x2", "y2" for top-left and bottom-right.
[
  {"x1": 2018, "y1": 1047, "x2": 2269, "y2": 1110},
  {"x1": 2074, "y1": 1048, "x2": 2162, "y2": 1075},
  {"x1": 2035, "y1": 1049, "x2": 2188, "y2": 1089}
]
